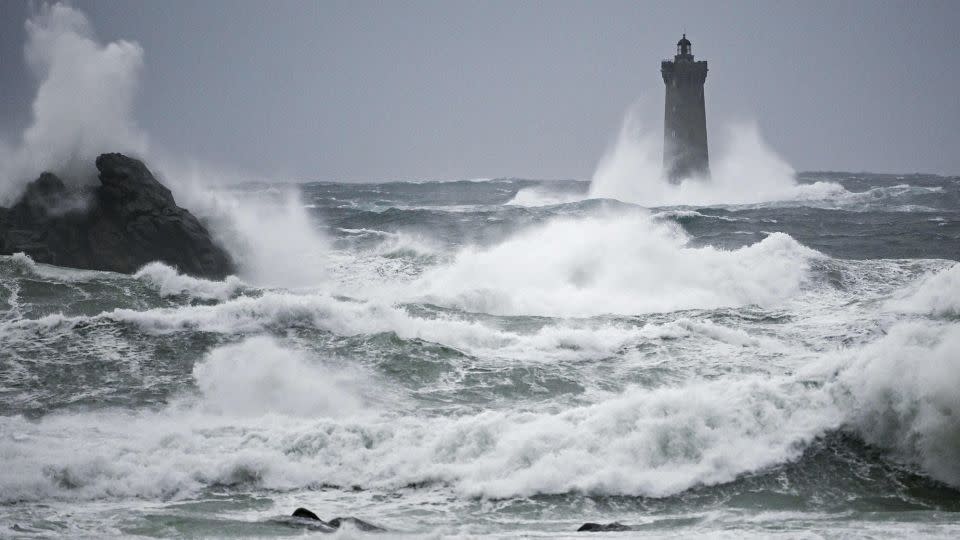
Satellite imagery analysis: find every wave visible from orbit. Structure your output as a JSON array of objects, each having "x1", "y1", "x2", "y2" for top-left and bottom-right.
[
  {"x1": 133, "y1": 262, "x2": 246, "y2": 301},
  {"x1": 580, "y1": 106, "x2": 947, "y2": 213},
  {"x1": 0, "y1": 252, "x2": 113, "y2": 282},
  {"x1": 0, "y1": 292, "x2": 643, "y2": 364},
  {"x1": 192, "y1": 336, "x2": 367, "y2": 417},
  {"x1": 506, "y1": 187, "x2": 588, "y2": 207},
  {"x1": 515, "y1": 179, "x2": 945, "y2": 214},
  {"x1": 5, "y1": 353, "x2": 831, "y2": 502},
  {"x1": 181, "y1": 187, "x2": 332, "y2": 289},
  {"x1": 410, "y1": 212, "x2": 821, "y2": 317},
  {"x1": 587, "y1": 112, "x2": 850, "y2": 207},
  {"x1": 0, "y1": 3, "x2": 147, "y2": 205},
  {"x1": 886, "y1": 263, "x2": 960, "y2": 317},
  {"x1": 826, "y1": 184, "x2": 944, "y2": 212},
  {"x1": 3, "y1": 318, "x2": 958, "y2": 503},
  {"x1": 335, "y1": 228, "x2": 442, "y2": 260},
  {"x1": 836, "y1": 322, "x2": 960, "y2": 487},
  {"x1": 729, "y1": 183, "x2": 947, "y2": 213},
  {"x1": 650, "y1": 209, "x2": 752, "y2": 222}
]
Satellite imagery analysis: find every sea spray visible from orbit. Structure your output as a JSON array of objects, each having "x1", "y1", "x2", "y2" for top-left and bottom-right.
[
  {"x1": 0, "y1": 3, "x2": 147, "y2": 204},
  {"x1": 6, "y1": 318, "x2": 960, "y2": 502},
  {"x1": 0, "y1": 3, "x2": 330, "y2": 291},
  {"x1": 411, "y1": 211, "x2": 820, "y2": 317},
  {"x1": 196, "y1": 189, "x2": 332, "y2": 288},
  {"x1": 886, "y1": 263, "x2": 960, "y2": 317},
  {"x1": 0, "y1": 354, "x2": 842, "y2": 501},
  {"x1": 2, "y1": 4, "x2": 959, "y2": 536},
  {"x1": 192, "y1": 336, "x2": 365, "y2": 417},
  {"x1": 586, "y1": 104, "x2": 846, "y2": 206},
  {"x1": 2, "y1": 176, "x2": 959, "y2": 534},
  {"x1": 832, "y1": 321, "x2": 960, "y2": 488},
  {"x1": 134, "y1": 262, "x2": 247, "y2": 302}
]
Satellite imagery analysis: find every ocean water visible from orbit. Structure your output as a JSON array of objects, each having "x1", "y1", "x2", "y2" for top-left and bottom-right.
[{"x1": 2, "y1": 172, "x2": 960, "y2": 538}]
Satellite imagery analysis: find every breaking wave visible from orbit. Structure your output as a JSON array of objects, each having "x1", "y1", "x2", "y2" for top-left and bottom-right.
[
  {"x1": 4, "y1": 3, "x2": 960, "y2": 537},
  {"x1": 837, "y1": 322, "x2": 960, "y2": 487},
  {"x1": 411, "y1": 212, "x2": 820, "y2": 316},
  {"x1": 134, "y1": 262, "x2": 246, "y2": 301},
  {"x1": 887, "y1": 263, "x2": 960, "y2": 317},
  {"x1": 587, "y1": 108, "x2": 848, "y2": 207},
  {"x1": 506, "y1": 186, "x2": 587, "y2": 207},
  {"x1": 192, "y1": 336, "x2": 366, "y2": 417},
  {"x1": 2, "y1": 315, "x2": 959, "y2": 502}
]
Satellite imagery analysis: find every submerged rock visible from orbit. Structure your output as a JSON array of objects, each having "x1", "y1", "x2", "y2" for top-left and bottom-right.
[
  {"x1": 290, "y1": 507, "x2": 385, "y2": 532},
  {"x1": 328, "y1": 517, "x2": 386, "y2": 532},
  {"x1": 0, "y1": 153, "x2": 234, "y2": 279},
  {"x1": 292, "y1": 507, "x2": 322, "y2": 521},
  {"x1": 577, "y1": 522, "x2": 634, "y2": 532}
]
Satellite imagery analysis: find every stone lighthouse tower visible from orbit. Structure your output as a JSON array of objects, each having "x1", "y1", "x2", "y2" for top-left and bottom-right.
[{"x1": 661, "y1": 34, "x2": 709, "y2": 181}]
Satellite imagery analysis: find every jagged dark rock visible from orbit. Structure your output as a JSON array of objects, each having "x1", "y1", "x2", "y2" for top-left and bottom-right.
[
  {"x1": 292, "y1": 507, "x2": 322, "y2": 521},
  {"x1": 290, "y1": 508, "x2": 385, "y2": 532},
  {"x1": 0, "y1": 153, "x2": 234, "y2": 279},
  {"x1": 577, "y1": 522, "x2": 633, "y2": 532}
]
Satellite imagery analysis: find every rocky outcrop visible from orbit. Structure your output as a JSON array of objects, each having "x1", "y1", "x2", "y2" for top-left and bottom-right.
[
  {"x1": 0, "y1": 153, "x2": 234, "y2": 279},
  {"x1": 577, "y1": 522, "x2": 634, "y2": 532},
  {"x1": 290, "y1": 507, "x2": 385, "y2": 532}
]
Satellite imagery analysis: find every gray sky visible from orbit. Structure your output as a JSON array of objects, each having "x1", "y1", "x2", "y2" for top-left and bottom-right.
[{"x1": 1, "y1": 0, "x2": 958, "y2": 181}]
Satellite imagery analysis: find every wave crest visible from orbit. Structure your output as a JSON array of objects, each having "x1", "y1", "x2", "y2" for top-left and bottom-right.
[
  {"x1": 192, "y1": 337, "x2": 364, "y2": 417},
  {"x1": 837, "y1": 322, "x2": 960, "y2": 487},
  {"x1": 412, "y1": 213, "x2": 820, "y2": 316},
  {"x1": 888, "y1": 264, "x2": 960, "y2": 317},
  {"x1": 134, "y1": 262, "x2": 245, "y2": 301}
]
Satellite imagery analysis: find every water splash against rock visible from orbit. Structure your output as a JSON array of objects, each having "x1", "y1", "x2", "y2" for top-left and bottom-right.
[{"x1": 588, "y1": 105, "x2": 845, "y2": 206}]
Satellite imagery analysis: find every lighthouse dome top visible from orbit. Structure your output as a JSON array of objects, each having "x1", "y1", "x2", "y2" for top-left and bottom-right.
[{"x1": 677, "y1": 34, "x2": 692, "y2": 57}]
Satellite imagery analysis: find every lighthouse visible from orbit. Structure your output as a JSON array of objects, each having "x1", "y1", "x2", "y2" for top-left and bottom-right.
[{"x1": 661, "y1": 34, "x2": 709, "y2": 181}]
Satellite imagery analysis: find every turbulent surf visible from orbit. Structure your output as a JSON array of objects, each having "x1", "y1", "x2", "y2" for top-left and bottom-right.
[{"x1": 2, "y1": 172, "x2": 960, "y2": 537}]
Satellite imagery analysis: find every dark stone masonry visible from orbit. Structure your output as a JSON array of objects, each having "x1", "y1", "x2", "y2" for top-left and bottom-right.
[{"x1": 662, "y1": 34, "x2": 710, "y2": 182}]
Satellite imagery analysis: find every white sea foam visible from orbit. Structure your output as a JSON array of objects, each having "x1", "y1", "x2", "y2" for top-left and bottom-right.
[
  {"x1": 640, "y1": 318, "x2": 776, "y2": 349},
  {"x1": 651, "y1": 209, "x2": 706, "y2": 220},
  {"x1": 133, "y1": 262, "x2": 245, "y2": 301},
  {"x1": 587, "y1": 107, "x2": 847, "y2": 207},
  {"x1": 834, "y1": 322, "x2": 960, "y2": 487},
  {"x1": 0, "y1": 363, "x2": 835, "y2": 502},
  {"x1": 5, "y1": 252, "x2": 39, "y2": 274},
  {"x1": 1, "y1": 252, "x2": 114, "y2": 282},
  {"x1": 350, "y1": 229, "x2": 442, "y2": 260},
  {"x1": 886, "y1": 263, "x2": 960, "y2": 317},
  {"x1": 2, "y1": 7, "x2": 958, "y2": 529},
  {"x1": 2, "y1": 317, "x2": 959, "y2": 503},
  {"x1": 97, "y1": 292, "x2": 640, "y2": 362},
  {"x1": 506, "y1": 187, "x2": 586, "y2": 207},
  {"x1": 828, "y1": 184, "x2": 944, "y2": 212},
  {"x1": 0, "y1": 2, "x2": 330, "y2": 292},
  {"x1": 177, "y1": 184, "x2": 332, "y2": 289},
  {"x1": 411, "y1": 212, "x2": 820, "y2": 317},
  {"x1": 0, "y1": 3, "x2": 147, "y2": 204},
  {"x1": 192, "y1": 336, "x2": 365, "y2": 417}
]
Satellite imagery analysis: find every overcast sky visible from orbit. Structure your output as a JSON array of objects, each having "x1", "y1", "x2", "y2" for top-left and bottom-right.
[{"x1": 1, "y1": 0, "x2": 958, "y2": 181}]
